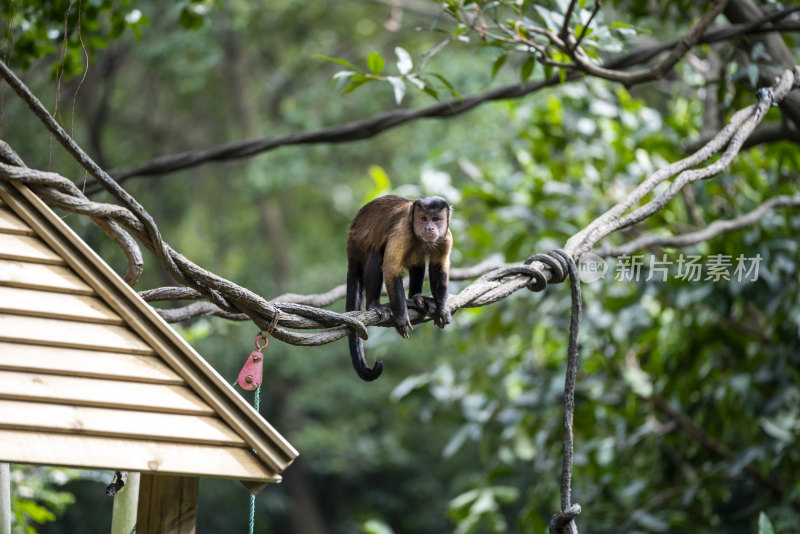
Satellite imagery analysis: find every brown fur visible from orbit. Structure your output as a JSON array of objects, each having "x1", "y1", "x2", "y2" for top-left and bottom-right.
[
  {"x1": 345, "y1": 195, "x2": 453, "y2": 381},
  {"x1": 347, "y1": 195, "x2": 452, "y2": 279}
]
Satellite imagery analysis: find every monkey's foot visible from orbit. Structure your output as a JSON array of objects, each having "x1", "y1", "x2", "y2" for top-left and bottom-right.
[
  {"x1": 390, "y1": 310, "x2": 413, "y2": 339},
  {"x1": 411, "y1": 294, "x2": 437, "y2": 316},
  {"x1": 367, "y1": 303, "x2": 391, "y2": 319},
  {"x1": 433, "y1": 306, "x2": 452, "y2": 329}
]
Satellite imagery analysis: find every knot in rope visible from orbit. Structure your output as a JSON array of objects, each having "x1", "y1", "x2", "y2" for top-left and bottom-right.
[
  {"x1": 548, "y1": 504, "x2": 581, "y2": 534},
  {"x1": 523, "y1": 249, "x2": 572, "y2": 292}
]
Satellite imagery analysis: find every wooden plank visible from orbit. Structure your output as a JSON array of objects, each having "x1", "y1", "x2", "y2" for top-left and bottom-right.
[
  {"x1": 0, "y1": 207, "x2": 32, "y2": 235},
  {"x1": 0, "y1": 314, "x2": 154, "y2": 354},
  {"x1": 0, "y1": 234, "x2": 63, "y2": 264},
  {"x1": 0, "y1": 370, "x2": 214, "y2": 415},
  {"x1": 138, "y1": 475, "x2": 156, "y2": 534},
  {"x1": 137, "y1": 474, "x2": 198, "y2": 534},
  {"x1": 0, "y1": 342, "x2": 183, "y2": 384},
  {"x1": 0, "y1": 429, "x2": 280, "y2": 482},
  {"x1": 0, "y1": 286, "x2": 123, "y2": 324},
  {"x1": 0, "y1": 259, "x2": 94, "y2": 295},
  {"x1": 179, "y1": 477, "x2": 198, "y2": 532},
  {"x1": 0, "y1": 399, "x2": 245, "y2": 446}
]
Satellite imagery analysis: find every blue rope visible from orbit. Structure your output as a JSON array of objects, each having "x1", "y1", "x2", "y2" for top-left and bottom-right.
[{"x1": 248, "y1": 383, "x2": 261, "y2": 534}]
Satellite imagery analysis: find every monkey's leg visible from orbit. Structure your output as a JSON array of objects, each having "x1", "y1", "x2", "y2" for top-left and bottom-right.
[
  {"x1": 408, "y1": 264, "x2": 425, "y2": 297},
  {"x1": 386, "y1": 275, "x2": 413, "y2": 339},
  {"x1": 428, "y1": 262, "x2": 452, "y2": 328},
  {"x1": 408, "y1": 263, "x2": 437, "y2": 316},
  {"x1": 364, "y1": 251, "x2": 390, "y2": 318}
]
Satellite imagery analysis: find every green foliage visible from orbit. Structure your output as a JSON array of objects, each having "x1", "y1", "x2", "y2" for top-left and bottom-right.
[
  {"x1": 316, "y1": 43, "x2": 461, "y2": 104},
  {"x1": 1, "y1": 0, "x2": 150, "y2": 78},
  {"x1": 9, "y1": 466, "x2": 78, "y2": 533}
]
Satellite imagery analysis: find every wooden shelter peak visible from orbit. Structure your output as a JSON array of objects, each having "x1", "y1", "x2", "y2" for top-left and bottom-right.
[{"x1": 0, "y1": 181, "x2": 298, "y2": 493}]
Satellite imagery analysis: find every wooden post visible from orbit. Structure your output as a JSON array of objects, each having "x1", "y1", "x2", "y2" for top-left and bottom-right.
[
  {"x1": 111, "y1": 472, "x2": 140, "y2": 534},
  {"x1": 0, "y1": 463, "x2": 9, "y2": 534},
  {"x1": 136, "y1": 474, "x2": 198, "y2": 534}
]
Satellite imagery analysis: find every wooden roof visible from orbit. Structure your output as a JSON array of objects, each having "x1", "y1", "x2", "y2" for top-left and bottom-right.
[{"x1": 0, "y1": 181, "x2": 297, "y2": 490}]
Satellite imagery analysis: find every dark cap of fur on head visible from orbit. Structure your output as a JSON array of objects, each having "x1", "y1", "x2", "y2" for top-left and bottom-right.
[{"x1": 414, "y1": 196, "x2": 449, "y2": 211}]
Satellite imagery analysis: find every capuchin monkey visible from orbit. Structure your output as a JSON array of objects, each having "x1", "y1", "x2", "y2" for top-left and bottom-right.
[{"x1": 346, "y1": 195, "x2": 453, "y2": 381}]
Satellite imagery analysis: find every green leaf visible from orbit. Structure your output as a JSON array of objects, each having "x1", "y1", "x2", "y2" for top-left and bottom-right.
[
  {"x1": 362, "y1": 519, "x2": 395, "y2": 534},
  {"x1": 423, "y1": 85, "x2": 439, "y2": 100},
  {"x1": 520, "y1": 56, "x2": 535, "y2": 84},
  {"x1": 312, "y1": 55, "x2": 362, "y2": 72},
  {"x1": 429, "y1": 73, "x2": 461, "y2": 99},
  {"x1": 179, "y1": 5, "x2": 205, "y2": 30},
  {"x1": 491, "y1": 54, "x2": 507, "y2": 80},
  {"x1": 367, "y1": 51, "x2": 385, "y2": 74},
  {"x1": 368, "y1": 165, "x2": 391, "y2": 191},
  {"x1": 343, "y1": 76, "x2": 370, "y2": 94}
]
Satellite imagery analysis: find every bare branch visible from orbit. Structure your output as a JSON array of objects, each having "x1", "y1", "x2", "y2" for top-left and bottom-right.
[
  {"x1": 574, "y1": 2, "x2": 602, "y2": 48},
  {"x1": 559, "y1": 0, "x2": 580, "y2": 41},
  {"x1": 89, "y1": 4, "x2": 800, "y2": 188},
  {"x1": 567, "y1": 0, "x2": 729, "y2": 85}
]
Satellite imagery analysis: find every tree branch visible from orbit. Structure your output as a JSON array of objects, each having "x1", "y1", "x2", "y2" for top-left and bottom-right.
[
  {"x1": 566, "y1": 0, "x2": 729, "y2": 86},
  {"x1": 84, "y1": 4, "x2": 800, "y2": 190}
]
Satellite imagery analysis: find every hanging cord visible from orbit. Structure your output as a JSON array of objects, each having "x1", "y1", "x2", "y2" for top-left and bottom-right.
[
  {"x1": 248, "y1": 382, "x2": 260, "y2": 534},
  {"x1": 525, "y1": 250, "x2": 582, "y2": 534},
  {"x1": 247, "y1": 311, "x2": 277, "y2": 534}
]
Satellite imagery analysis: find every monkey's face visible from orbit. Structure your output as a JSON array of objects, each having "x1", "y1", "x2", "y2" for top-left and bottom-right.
[{"x1": 413, "y1": 208, "x2": 449, "y2": 243}]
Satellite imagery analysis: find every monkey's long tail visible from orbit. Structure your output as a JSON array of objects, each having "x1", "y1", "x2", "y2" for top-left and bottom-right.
[{"x1": 349, "y1": 333, "x2": 383, "y2": 381}]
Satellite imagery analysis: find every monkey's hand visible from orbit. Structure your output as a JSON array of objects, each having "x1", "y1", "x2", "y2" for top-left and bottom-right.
[
  {"x1": 411, "y1": 294, "x2": 438, "y2": 316},
  {"x1": 433, "y1": 305, "x2": 452, "y2": 329}
]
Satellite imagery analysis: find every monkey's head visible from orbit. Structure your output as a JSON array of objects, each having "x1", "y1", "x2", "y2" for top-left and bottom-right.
[{"x1": 412, "y1": 196, "x2": 451, "y2": 243}]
